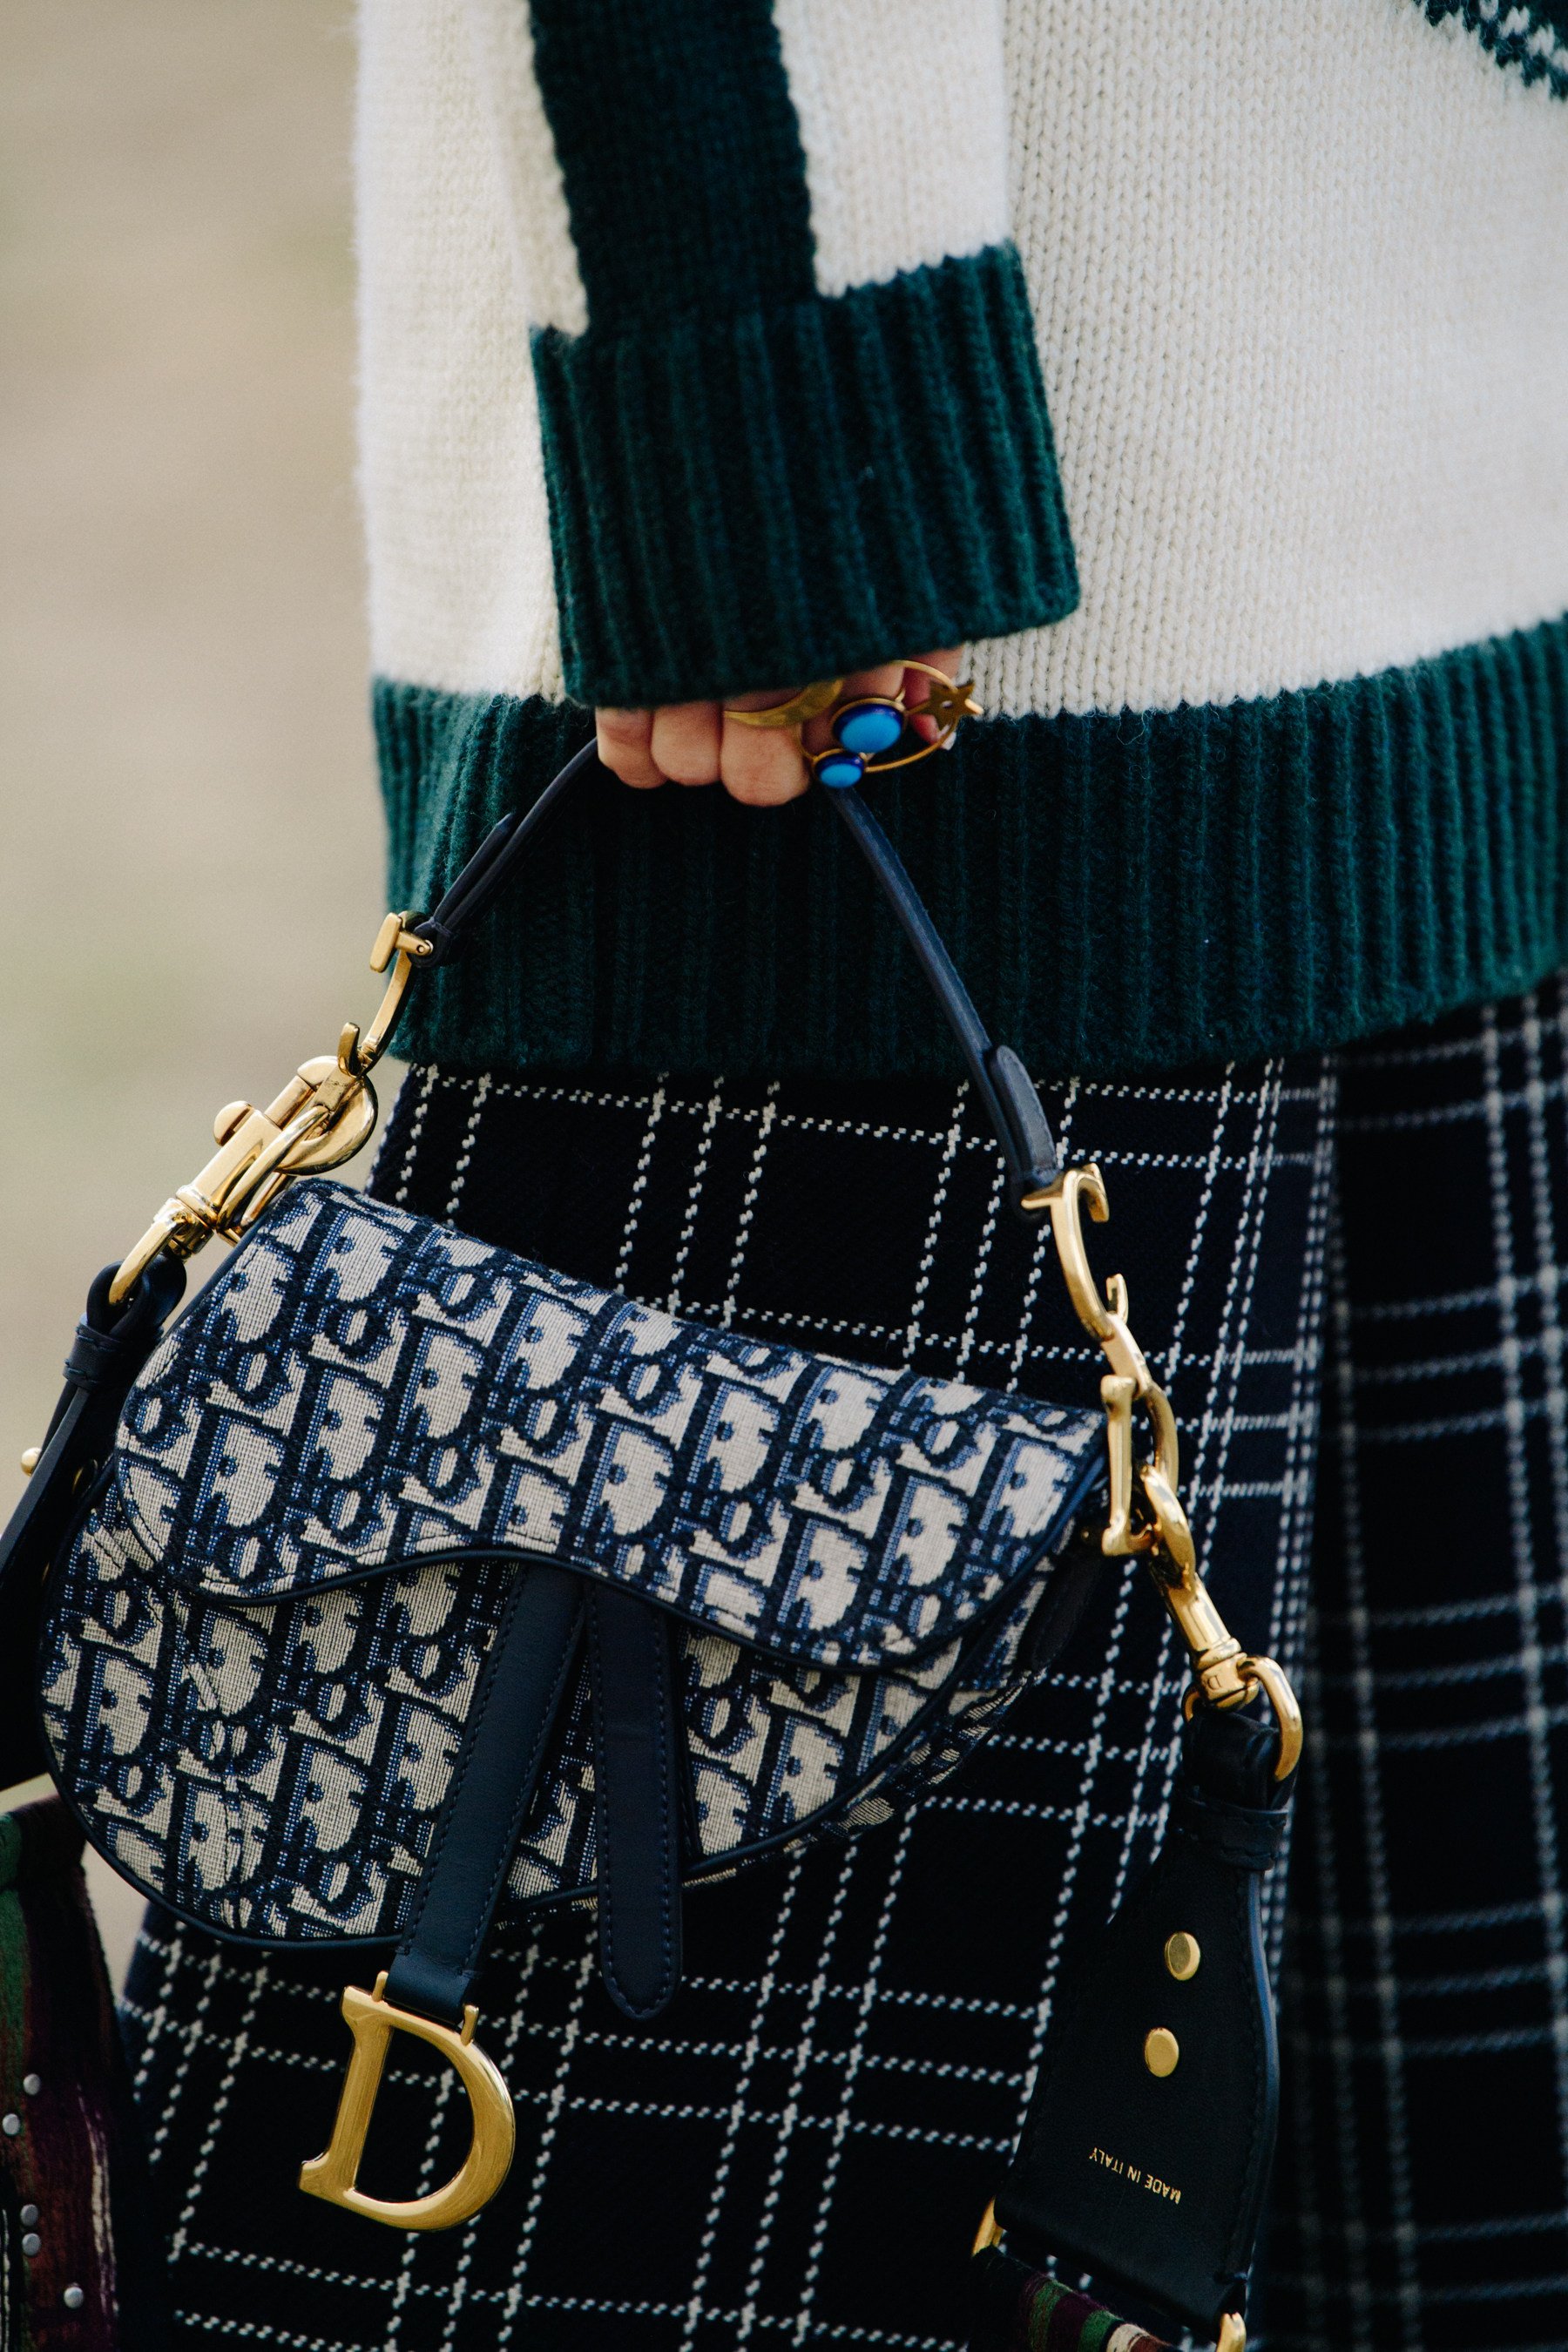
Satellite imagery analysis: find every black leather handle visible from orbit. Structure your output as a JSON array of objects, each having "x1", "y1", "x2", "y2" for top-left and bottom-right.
[
  {"x1": 827, "y1": 787, "x2": 1059, "y2": 1213},
  {"x1": 408, "y1": 750, "x2": 1059, "y2": 1217}
]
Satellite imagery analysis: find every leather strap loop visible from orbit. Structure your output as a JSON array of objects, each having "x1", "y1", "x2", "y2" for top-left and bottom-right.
[
  {"x1": 1170, "y1": 1784, "x2": 1292, "y2": 1873},
  {"x1": 384, "y1": 1565, "x2": 583, "y2": 2028},
  {"x1": 586, "y1": 1586, "x2": 685, "y2": 2020},
  {"x1": 406, "y1": 749, "x2": 1059, "y2": 1215},
  {"x1": 0, "y1": 1255, "x2": 186, "y2": 1604}
]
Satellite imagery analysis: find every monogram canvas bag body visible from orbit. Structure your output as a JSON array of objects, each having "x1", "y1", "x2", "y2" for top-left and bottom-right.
[{"x1": 1, "y1": 718, "x2": 1301, "y2": 2346}]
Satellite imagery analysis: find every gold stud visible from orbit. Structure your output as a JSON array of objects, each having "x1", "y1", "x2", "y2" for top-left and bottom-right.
[
  {"x1": 1164, "y1": 1930, "x2": 1200, "y2": 1982},
  {"x1": 1144, "y1": 2027, "x2": 1179, "y2": 2078},
  {"x1": 20, "y1": 1446, "x2": 41, "y2": 1477}
]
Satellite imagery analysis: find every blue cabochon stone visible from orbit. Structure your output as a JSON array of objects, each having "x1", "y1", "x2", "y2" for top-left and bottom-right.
[
  {"x1": 815, "y1": 749, "x2": 866, "y2": 790},
  {"x1": 833, "y1": 700, "x2": 904, "y2": 757}
]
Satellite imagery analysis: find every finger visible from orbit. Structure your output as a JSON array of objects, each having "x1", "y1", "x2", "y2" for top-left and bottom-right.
[
  {"x1": 720, "y1": 698, "x2": 810, "y2": 806},
  {"x1": 596, "y1": 706, "x2": 661, "y2": 789},
  {"x1": 649, "y1": 700, "x2": 722, "y2": 787}
]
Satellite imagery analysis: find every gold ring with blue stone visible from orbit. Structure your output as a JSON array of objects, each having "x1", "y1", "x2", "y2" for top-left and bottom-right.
[{"x1": 809, "y1": 660, "x2": 983, "y2": 790}]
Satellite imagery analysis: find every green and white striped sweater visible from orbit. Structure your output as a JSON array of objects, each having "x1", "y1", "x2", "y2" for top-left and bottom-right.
[{"x1": 360, "y1": 0, "x2": 1568, "y2": 1079}]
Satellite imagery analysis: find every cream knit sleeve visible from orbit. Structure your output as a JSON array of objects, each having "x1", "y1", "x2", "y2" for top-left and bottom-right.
[{"x1": 453, "y1": 0, "x2": 1078, "y2": 708}]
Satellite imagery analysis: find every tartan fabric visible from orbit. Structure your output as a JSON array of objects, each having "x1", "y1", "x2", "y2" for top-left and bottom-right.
[
  {"x1": 0, "y1": 1798, "x2": 167, "y2": 2352},
  {"x1": 1257, "y1": 983, "x2": 1568, "y2": 2351},
  {"x1": 969, "y1": 2247, "x2": 1172, "y2": 2352},
  {"x1": 119, "y1": 1053, "x2": 1333, "y2": 2351}
]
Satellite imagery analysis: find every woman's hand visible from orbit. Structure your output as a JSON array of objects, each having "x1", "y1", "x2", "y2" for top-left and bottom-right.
[{"x1": 595, "y1": 650, "x2": 962, "y2": 807}]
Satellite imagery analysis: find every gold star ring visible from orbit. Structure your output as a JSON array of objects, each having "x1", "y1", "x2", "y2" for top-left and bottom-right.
[{"x1": 909, "y1": 670, "x2": 984, "y2": 735}]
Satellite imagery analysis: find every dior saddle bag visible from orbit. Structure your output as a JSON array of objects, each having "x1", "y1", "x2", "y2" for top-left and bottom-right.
[{"x1": 1, "y1": 713, "x2": 1301, "y2": 2349}]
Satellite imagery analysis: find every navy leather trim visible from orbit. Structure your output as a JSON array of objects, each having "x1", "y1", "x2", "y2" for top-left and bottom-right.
[
  {"x1": 0, "y1": 1260, "x2": 186, "y2": 1608},
  {"x1": 38, "y1": 1511, "x2": 1103, "y2": 1961},
  {"x1": 0, "y1": 1259, "x2": 186, "y2": 1788},
  {"x1": 138, "y1": 1515, "x2": 1101, "y2": 1669},
  {"x1": 586, "y1": 1588, "x2": 684, "y2": 2019},
  {"x1": 384, "y1": 1564, "x2": 583, "y2": 2026}
]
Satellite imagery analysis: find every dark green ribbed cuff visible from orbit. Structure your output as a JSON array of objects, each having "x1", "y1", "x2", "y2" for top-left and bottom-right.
[
  {"x1": 531, "y1": 244, "x2": 1078, "y2": 708},
  {"x1": 377, "y1": 609, "x2": 1568, "y2": 1081}
]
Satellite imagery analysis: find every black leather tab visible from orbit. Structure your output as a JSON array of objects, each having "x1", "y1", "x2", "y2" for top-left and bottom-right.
[
  {"x1": 994, "y1": 1707, "x2": 1295, "y2": 2338},
  {"x1": 983, "y1": 1044, "x2": 1060, "y2": 1206},
  {"x1": 586, "y1": 1587, "x2": 684, "y2": 2020},
  {"x1": 385, "y1": 1565, "x2": 582, "y2": 2026}
]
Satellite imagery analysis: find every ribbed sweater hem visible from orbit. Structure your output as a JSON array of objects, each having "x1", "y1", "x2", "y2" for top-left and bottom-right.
[
  {"x1": 531, "y1": 245, "x2": 1078, "y2": 707},
  {"x1": 377, "y1": 610, "x2": 1568, "y2": 1081}
]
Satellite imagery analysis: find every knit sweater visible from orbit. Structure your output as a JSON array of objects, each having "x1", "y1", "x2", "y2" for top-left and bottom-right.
[{"x1": 359, "y1": 0, "x2": 1568, "y2": 1079}]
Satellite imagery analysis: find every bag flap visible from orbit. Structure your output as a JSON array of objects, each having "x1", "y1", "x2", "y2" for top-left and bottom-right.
[{"x1": 112, "y1": 1183, "x2": 1105, "y2": 1671}]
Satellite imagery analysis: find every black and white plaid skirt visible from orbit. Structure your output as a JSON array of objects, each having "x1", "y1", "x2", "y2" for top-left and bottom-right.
[{"x1": 118, "y1": 983, "x2": 1568, "y2": 2352}]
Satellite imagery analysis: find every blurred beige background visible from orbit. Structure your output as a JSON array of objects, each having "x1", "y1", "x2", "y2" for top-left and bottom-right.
[{"x1": 2, "y1": 2, "x2": 389, "y2": 1977}]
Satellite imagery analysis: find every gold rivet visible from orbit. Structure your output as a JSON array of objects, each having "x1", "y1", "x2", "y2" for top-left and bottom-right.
[
  {"x1": 1144, "y1": 2027, "x2": 1179, "y2": 2078},
  {"x1": 1164, "y1": 1930, "x2": 1200, "y2": 1982},
  {"x1": 213, "y1": 1101, "x2": 251, "y2": 1146},
  {"x1": 19, "y1": 1446, "x2": 41, "y2": 1477}
]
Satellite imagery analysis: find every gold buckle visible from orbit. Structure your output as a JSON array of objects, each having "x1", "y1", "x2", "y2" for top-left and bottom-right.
[{"x1": 298, "y1": 1973, "x2": 516, "y2": 2232}]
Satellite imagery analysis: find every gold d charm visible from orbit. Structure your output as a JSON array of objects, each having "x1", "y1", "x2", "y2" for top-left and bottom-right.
[{"x1": 299, "y1": 1975, "x2": 516, "y2": 2231}]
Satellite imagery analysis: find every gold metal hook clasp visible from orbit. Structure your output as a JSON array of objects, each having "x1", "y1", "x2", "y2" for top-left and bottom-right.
[
  {"x1": 1031, "y1": 1164, "x2": 1193, "y2": 1565},
  {"x1": 337, "y1": 911, "x2": 431, "y2": 1081},
  {"x1": 108, "y1": 911, "x2": 430, "y2": 1305},
  {"x1": 298, "y1": 1974, "x2": 516, "y2": 2232},
  {"x1": 1032, "y1": 1160, "x2": 1301, "y2": 1781}
]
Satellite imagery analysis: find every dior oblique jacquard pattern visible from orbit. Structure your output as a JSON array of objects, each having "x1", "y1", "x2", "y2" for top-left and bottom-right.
[
  {"x1": 365, "y1": 1, "x2": 1568, "y2": 1082},
  {"x1": 38, "y1": 1182, "x2": 1103, "y2": 1940}
]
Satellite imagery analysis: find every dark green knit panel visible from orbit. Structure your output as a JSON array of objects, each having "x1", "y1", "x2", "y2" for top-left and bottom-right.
[
  {"x1": 377, "y1": 609, "x2": 1568, "y2": 1081},
  {"x1": 531, "y1": 246, "x2": 1078, "y2": 707},
  {"x1": 1417, "y1": 1, "x2": 1568, "y2": 94},
  {"x1": 523, "y1": 5, "x2": 1076, "y2": 702},
  {"x1": 526, "y1": 0, "x2": 815, "y2": 321}
]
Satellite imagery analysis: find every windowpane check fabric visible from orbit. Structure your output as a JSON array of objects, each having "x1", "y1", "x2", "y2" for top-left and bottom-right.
[
  {"x1": 119, "y1": 1052, "x2": 1333, "y2": 2349},
  {"x1": 1259, "y1": 983, "x2": 1568, "y2": 2352},
  {"x1": 116, "y1": 988, "x2": 1568, "y2": 2349}
]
